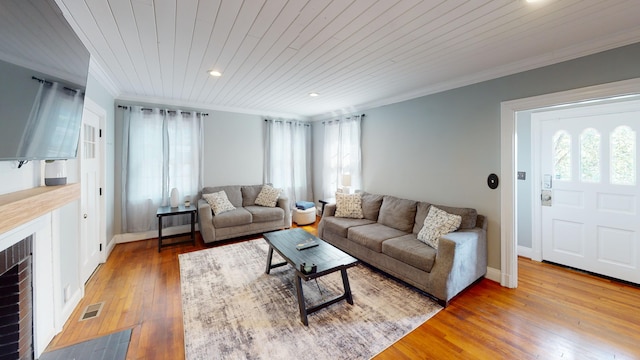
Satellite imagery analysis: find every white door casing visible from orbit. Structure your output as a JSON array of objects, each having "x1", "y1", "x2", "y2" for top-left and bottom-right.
[
  {"x1": 80, "y1": 99, "x2": 104, "y2": 284},
  {"x1": 535, "y1": 101, "x2": 640, "y2": 284}
]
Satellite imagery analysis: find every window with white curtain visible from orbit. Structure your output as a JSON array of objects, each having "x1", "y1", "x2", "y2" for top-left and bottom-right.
[
  {"x1": 121, "y1": 106, "x2": 203, "y2": 233},
  {"x1": 264, "y1": 119, "x2": 312, "y2": 208},
  {"x1": 322, "y1": 114, "x2": 363, "y2": 199}
]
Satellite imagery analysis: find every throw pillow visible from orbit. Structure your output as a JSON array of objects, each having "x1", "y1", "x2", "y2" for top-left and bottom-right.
[
  {"x1": 417, "y1": 206, "x2": 462, "y2": 249},
  {"x1": 334, "y1": 192, "x2": 364, "y2": 219},
  {"x1": 202, "y1": 191, "x2": 236, "y2": 215},
  {"x1": 254, "y1": 184, "x2": 281, "y2": 207}
]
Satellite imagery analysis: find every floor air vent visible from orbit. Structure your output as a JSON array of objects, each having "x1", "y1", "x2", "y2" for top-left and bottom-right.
[{"x1": 79, "y1": 302, "x2": 104, "y2": 321}]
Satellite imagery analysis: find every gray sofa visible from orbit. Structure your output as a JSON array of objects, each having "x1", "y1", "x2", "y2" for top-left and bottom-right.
[
  {"x1": 318, "y1": 192, "x2": 487, "y2": 306},
  {"x1": 198, "y1": 184, "x2": 291, "y2": 244}
]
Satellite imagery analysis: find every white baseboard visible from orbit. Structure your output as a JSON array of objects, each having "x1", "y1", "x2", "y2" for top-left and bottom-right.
[
  {"x1": 115, "y1": 224, "x2": 198, "y2": 244},
  {"x1": 518, "y1": 246, "x2": 533, "y2": 259},
  {"x1": 485, "y1": 266, "x2": 501, "y2": 283},
  {"x1": 59, "y1": 287, "x2": 82, "y2": 331}
]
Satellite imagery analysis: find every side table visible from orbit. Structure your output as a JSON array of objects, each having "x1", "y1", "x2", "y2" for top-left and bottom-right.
[{"x1": 156, "y1": 205, "x2": 197, "y2": 252}]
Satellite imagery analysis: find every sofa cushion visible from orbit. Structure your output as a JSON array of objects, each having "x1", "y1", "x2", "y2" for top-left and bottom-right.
[
  {"x1": 321, "y1": 216, "x2": 375, "y2": 238},
  {"x1": 382, "y1": 234, "x2": 437, "y2": 273},
  {"x1": 212, "y1": 208, "x2": 252, "y2": 228},
  {"x1": 241, "y1": 185, "x2": 264, "y2": 206},
  {"x1": 203, "y1": 185, "x2": 243, "y2": 207},
  {"x1": 255, "y1": 184, "x2": 281, "y2": 207},
  {"x1": 434, "y1": 204, "x2": 478, "y2": 229},
  {"x1": 413, "y1": 202, "x2": 433, "y2": 234},
  {"x1": 417, "y1": 206, "x2": 462, "y2": 249},
  {"x1": 245, "y1": 205, "x2": 284, "y2": 223},
  {"x1": 378, "y1": 196, "x2": 417, "y2": 232},
  {"x1": 202, "y1": 191, "x2": 236, "y2": 215},
  {"x1": 335, "y1": 192, "x2": 364, "y2": 219},
  {"x1": 361, "y1": 192, "x2": 384, "y2": 221},
  {"x1": 347, "y1": 223, "x2": 408, "y2": 253}
]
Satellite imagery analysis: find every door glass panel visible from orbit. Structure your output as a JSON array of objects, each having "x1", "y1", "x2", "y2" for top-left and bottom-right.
[
  {"x1": 553, "y1": 130, "x2": 571, "y2": 181},
  {"x1": 580, "y1": 128, "x2": 600, "y2": 183},
  {"x1": 610, "y1": 125, "x2": 635, "y2": 185},
  {"x1": 83, "y1": 124, "x2": 96, "y2": 160}
]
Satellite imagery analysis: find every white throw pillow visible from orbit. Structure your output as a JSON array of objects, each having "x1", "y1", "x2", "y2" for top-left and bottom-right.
[
  {"x1": 334, "y1": 192, "x2": 364, "y2": 219},
  {"x1": 254, "y1": 184, "x2": 281, "y2": 207},
  {"x1": 202, "y1": 191, "x2": 236, "y2": 215},
  {"x1": 417, "y1": 206, "x2": 462, "y2": 249}
]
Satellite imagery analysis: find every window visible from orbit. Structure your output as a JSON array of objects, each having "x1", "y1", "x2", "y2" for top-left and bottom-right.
[
  {"x1": 580, "y1": 128, "x2": 600, "y2": 183},
  {"x1": 553, "y1": 130, "x2": 571, "y2": 181},
  {"x1": 322, "y1": 115, "x2": 363, "y2": 199},
  {"x1": 610, "y1": 125, "x2": 636, "y2": 185}
]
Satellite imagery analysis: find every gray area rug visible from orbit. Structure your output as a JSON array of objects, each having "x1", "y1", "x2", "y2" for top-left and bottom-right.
[
  {"x1": 39, "y1": 329, "x2": 131, "y2": 360},
  {"x1": 179, "y1": 239, "x2": 442, "y2": 360}
]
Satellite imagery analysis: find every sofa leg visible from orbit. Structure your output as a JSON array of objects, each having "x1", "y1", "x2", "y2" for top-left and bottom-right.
[{"x1": 437, "y1": 298, "x2": 448, "y2": 308}]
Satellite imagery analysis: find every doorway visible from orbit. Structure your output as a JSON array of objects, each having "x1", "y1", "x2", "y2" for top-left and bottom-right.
[
  {"x1": 532, "y1": 100, "x2": 640, "y2": 284},
  {"x1": 500, "y1": 78, "x2": 640, "y2": 288}
]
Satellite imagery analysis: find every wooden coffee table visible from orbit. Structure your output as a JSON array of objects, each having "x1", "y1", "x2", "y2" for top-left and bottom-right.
[{"x1": 263, "y1": 228, "x2": 358, "y2": 325}]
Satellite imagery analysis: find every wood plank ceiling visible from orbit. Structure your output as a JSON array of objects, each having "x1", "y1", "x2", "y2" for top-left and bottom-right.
[{"x1": 55, "y1": 0, "x2": 640, "y2": 118}]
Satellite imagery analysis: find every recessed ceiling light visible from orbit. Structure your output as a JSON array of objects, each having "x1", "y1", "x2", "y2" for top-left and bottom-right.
[
  {"x1": 309, "y1": 92, "x2": 319, "y2": 97},
  {"x1": 208, "y1": 70, "x2": 222, "y2": 77}
]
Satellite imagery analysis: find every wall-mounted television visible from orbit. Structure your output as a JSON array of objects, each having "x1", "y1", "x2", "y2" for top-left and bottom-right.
[{"x1": 0, "y1": 0, "x2": 90, "y2": 164}]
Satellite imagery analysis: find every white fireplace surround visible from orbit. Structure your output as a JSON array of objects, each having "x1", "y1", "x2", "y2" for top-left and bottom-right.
[{"x1": 0, "y1": 210, "x2": 82, "y2": 358}]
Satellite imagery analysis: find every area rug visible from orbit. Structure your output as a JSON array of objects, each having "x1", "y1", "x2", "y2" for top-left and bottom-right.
[
  {"x1": 39, "y1": 329, "x2": 131, "y2": 360},
  {"x1": 178, "y1": 239, "x2": 442, "y2": 360}
]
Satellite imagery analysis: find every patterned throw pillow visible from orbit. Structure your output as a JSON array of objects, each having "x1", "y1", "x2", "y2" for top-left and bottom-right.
[
  {"x1": 334, "y1": 192, "x2": 364, "y2": 219},
  {"x1": 254, "y1": 184, "x2": 281, "y2": 207},
  {"x1": 202, "y1": 191, "x2": 236, "y2": 215},
  {"x1": 417, "y1": 206, "x2": 462, "y2": 249}
]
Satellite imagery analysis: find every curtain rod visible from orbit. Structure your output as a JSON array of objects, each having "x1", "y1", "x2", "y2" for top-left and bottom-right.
[
  {"x1": 117, "y1": 105, "x2": 208, "y2": 116},
  {"x1": 322, "y1": 113, "x2": 365, "y2": 124},
  {"x1": 264, "y1": 119, "x2": 310, "y2": 126},
  {"x1": 32, "y1": 76, "x2": 79, "y2": 94}
]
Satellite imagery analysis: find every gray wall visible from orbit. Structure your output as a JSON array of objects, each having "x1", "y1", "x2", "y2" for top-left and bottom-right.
[{"x1": 312, "y1": 42, "x2": 640, "y2": 270}]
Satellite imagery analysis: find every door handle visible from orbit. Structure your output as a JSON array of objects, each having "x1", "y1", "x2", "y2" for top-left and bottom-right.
[
  {"x1": 84, "y1": 214, "x2": 88, "y2": 219},
  {"x1": 541, "y1": 190, "x2": 552, "y2": 206}
]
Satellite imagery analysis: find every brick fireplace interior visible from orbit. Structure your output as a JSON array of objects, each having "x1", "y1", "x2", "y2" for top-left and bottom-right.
[{"x1": 0, "y1": 235, "x2": 33, "y2": 360}]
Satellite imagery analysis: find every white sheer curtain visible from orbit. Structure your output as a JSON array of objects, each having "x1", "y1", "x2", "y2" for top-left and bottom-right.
[
  {"x1": 322, "y1": 114, "x2": 362, "y2": 199},
  {"x1": 264, "y1": 119, "x2": 312, "y2": 208},
  {"x1": 122, "y1": 106, "x2": 203, "y2": 232}
]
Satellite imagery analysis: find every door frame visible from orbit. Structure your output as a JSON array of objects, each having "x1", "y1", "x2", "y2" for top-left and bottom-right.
[
  {"x1": 81, "y1": 98, "x2": 107, "y2": 266},
  {"x1": 499, "y1": 77, "x2": 640, "y2": 288}
]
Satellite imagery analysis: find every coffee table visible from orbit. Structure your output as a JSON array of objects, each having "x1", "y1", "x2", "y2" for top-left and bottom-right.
[{"x1": 263, "y1": 228, "x2": 358, "y2": 325}]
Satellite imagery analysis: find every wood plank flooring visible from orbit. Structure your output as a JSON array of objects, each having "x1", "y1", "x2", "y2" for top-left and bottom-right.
[{"x1": 46, "y1": 220, "x2": 640, "y2": 359}]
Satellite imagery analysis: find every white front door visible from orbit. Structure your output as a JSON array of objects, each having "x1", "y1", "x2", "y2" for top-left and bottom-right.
[
  {"x1": 80, "y1": 105, "x2": 102, "y2": 284},
  {"x1": 537, "y1": 99, "x2": 640, "y2": 284}
]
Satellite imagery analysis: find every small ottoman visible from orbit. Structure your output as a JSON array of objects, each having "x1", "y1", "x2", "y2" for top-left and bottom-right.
[{"x1": 293, "y1": 207, "x2": 316, "y2": 225}]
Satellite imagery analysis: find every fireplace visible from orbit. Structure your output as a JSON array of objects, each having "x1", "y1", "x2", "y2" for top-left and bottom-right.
[{"x1": 0, "y1": 236, "x2": 33, "y2": 360}]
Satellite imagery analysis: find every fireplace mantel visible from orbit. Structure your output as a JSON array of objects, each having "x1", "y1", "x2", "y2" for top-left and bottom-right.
[{"x1": 0, "y1": 184, "x2": 80, "y2": 235}]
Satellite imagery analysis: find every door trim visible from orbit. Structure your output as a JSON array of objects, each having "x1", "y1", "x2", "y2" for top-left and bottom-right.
[{"x1": 500, "y1": 77, "x2": 640, "y2": 288}]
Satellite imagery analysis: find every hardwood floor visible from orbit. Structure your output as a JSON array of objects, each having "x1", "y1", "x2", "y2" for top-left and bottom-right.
[{"x1": 47, "y1": 220, "x2": 640, "y2": 359}]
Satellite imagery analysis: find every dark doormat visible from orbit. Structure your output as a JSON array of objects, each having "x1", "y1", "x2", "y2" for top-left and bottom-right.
[{"x1": 39, "y1": 328, "x2": 132, "y2": 360}]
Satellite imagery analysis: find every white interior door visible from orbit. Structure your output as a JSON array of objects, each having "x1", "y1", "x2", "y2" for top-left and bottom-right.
[
  {"x1": 538, "y1": 100, "x2": 640, "y2": 284},
  {"x1": 80, "y1": 106, "x2": 101, "y2": 284}
]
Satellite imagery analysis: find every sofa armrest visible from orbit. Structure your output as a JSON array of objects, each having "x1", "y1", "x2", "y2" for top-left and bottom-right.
[
  {"x1": 323, "y1": 203, "x2": 336, "y2": 217},
  {"x1": 428, "y1": 227, "x2": 487, "y2": 304},
  {"x1": 276, "y1": 196, "x2": 291, "y2": 228},
  {"x1": 317, "y1": 203, "x2": 336, "y2": 238},
  {"x1": 197, "y1": 199, "x2": 217, "y2": 243}
]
